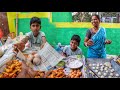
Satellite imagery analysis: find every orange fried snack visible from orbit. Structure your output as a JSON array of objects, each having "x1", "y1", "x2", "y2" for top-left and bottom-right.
[
  {"x1": 46, "y1": 67, "x2": 66, "y2": 78},
  {"x1": 0, "y1": 60, "x2": 22, "y2": 78},
  {"x1": 67, "y1": 69, "x2": 82, "y2": 78},
  {"x1": 34, "y1": 71, "x2": 45, "y2": 78}
]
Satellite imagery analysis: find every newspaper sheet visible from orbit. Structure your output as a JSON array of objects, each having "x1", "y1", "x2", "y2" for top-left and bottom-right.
[
  {"x1": 17, "y1": 50, "x2": 26, "y2": 61},
  {"x1": 32, "y1": 42, "x2": 65, "y2": 71},
  {"x1": 0, "y1": 41, "x2": 65, "y2": 71},
  {"x1": 0, "y1": 46, "x2": 15, "y2": 68}
]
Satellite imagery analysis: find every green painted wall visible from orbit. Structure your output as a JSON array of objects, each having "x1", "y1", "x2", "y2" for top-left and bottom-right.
[
  {"x1": 52, "y1": 12, "x2": 72, "y2": 22},
  {"x1": 15, "y1": 18, "x2": 120, "y2": 57},
  {"x1": 15, "y1": 12, "x2": 120, "y2": 57},
  {"x1": 15, "y1": 18, "x2": 57, "y2": 46},
  {"x1": 54, "y1": 28, "x2": 120, "y2": 56}
]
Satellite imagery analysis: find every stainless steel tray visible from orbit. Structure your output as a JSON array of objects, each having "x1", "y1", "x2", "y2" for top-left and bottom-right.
[{"x1": 85, "y1": 58, "x2": 120, "y2": 78}]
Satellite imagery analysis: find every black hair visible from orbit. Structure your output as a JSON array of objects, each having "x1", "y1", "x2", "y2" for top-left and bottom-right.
[
  {"x1": 92, "y1": 14, "x2": 100, "y2": 22},
  {"x1": 71, "y1": 35, "x2": 81, "y2": 46},
  {"x1": 30, "y1": 17, "x2": 41, "y2": 26}
]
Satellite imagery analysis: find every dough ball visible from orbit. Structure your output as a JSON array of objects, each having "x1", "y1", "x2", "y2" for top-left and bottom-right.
[
  {"x1": 98, "y1": 72, "x2": 101, "y2": 76},
  {"x1": 97, "y1": 64, "x2": 99, "y2": 67},
  {"x1": 33, "y1": 57, "x2": 41, "y2": 66},
  {"x1": 101, "y1": 75, "x2": 104, "y2": 78},
  {"x1": 115, "y1": 74, "x2": 119, "y2": 77},
  {"x1": 105, "y1": 62, "x2": 111, "y2": 67},
  {"x1": 89, "y1": 71, "x2": 94, "y2": 75},
  {"x1": 89, "y1": 71, "x2": 92, "y2": 73},
  {"x1": 92, "y1": 64, "x2": 96, "y2": 66},
  {"x1": 103, "y1": 73, "x2": 107, "y2": 76},
  {"x1": 104, "y1": 67, "x2": 108, "y2": 71},
  {"x1": 96, "y1": 67, "x2": 99, "y2": 70},
  {"x1": 95, "y1": 70, "x2": 98, "y2": 73},
  {"x1": 101, "y1": 66, "x2": 104, "y2": 69},
  {"x1": 100, "y1": 69, "x2": 103, "y2": 72},
  {"x1": 109, "y1": 67, "x2": 112, "y2": 69},
  {"x1": 108, "y1": 76, "x2": 112, "y2": 78},
  {"x1": 34, "y1": 54, "x2": 40, "y2": 58},
  {"x1": 106, "y1": 70, "x2": 109, "y2": 73},
  {"x1": 28, "y1": 54, "x2": 34, "y2": 62},
  {"x1": 110, "y1": 73, "x2": 113, "y2": 76},
  {"x1": 104, "y1": 62, "x2": 108, "y2": 67},
  {"x1": 89, "y1": 64, "x2": 92, "y2": 67},
  {"x1": 92, "y1": 67, "x2": 96, "y2": 70},
  {"x1": 110, "y1": 69, "x2": 114, "y2": 73},
  {"x1": 28, "y1": 54, "x2": 34, "y2": 58},
  {"x1": 100, "y1": 63, "x2": 103, "y2": 66}
]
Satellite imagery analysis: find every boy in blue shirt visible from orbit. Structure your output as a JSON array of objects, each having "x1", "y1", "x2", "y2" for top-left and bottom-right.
[
  {"x1": 14, "y1": 17, "x2": 46, "y2": 51},
  {"x1": 62, "y1": 35, "x2": 82, "y2": 57}
]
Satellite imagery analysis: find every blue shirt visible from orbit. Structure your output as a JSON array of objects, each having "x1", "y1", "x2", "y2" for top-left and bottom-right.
[{"x1": 63, "y1": 45, "x2": 82, "y2": 57}]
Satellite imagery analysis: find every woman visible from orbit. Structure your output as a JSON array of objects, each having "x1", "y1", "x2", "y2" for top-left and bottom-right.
[{"x1": 84, "y1": 14, "x2": 111, "y2": 58}]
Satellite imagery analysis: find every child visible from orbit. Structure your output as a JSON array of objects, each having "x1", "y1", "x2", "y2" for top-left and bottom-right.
[
  {"x1": 62, "y1": 35, "x2": 82, "y2": 57},
  {"x1": 14, "y1": 16, "x2": 46, "y2": 51}
]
